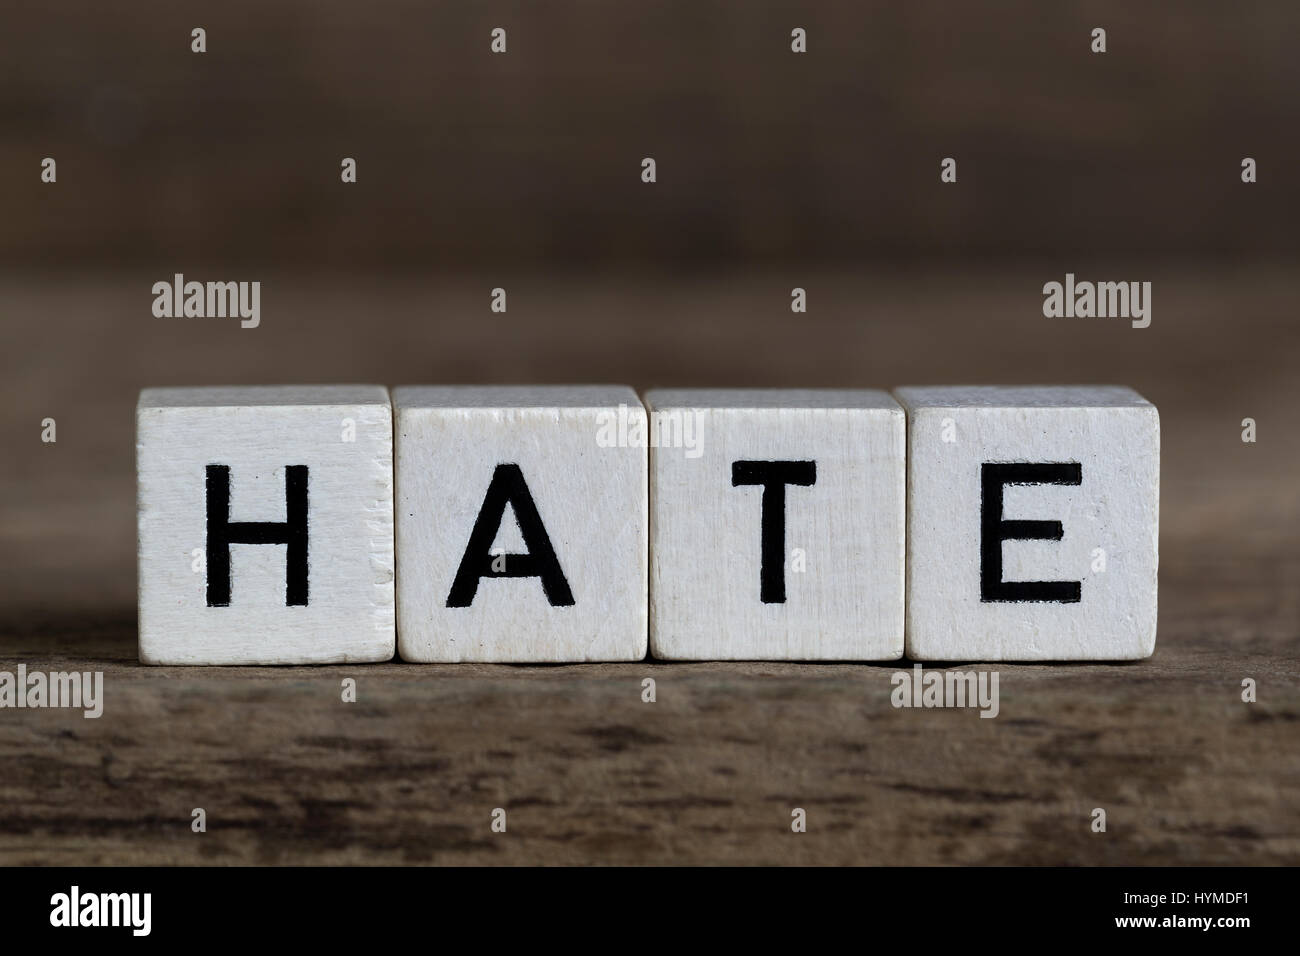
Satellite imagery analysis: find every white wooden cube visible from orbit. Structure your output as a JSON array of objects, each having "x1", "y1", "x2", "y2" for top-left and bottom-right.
[
  {"x1": 393, "y1": 386, "x2": 648, "y2": 662},
  {"x1": 895, "y1": 385, "x2": 1159, "y2": 661},
  {"x1": 645, "y1": 389, "x2": 905, "y2": 660},
  {"x1": 137, "y1": 386, "x2": 395, "y2": 665}
]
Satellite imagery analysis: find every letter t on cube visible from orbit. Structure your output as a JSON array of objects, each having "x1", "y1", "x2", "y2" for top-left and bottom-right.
[{"x1": 646, "y1": 389, "x2": 905, "y2": 660}]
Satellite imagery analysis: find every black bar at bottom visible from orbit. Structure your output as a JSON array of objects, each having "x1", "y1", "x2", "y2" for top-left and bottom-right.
[{"x1": 0, "y1": 866, "x2": 1277, "y2": 942}]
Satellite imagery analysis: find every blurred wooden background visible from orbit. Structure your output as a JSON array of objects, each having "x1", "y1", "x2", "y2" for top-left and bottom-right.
[{"x1": 1, "y1": 1, "x2": 1297, "y2": 270}]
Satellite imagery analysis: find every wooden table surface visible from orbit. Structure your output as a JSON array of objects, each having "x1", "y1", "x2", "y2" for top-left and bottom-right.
[{"x1": 1, "y1": 267, "x2": 1296, "y2": 864}]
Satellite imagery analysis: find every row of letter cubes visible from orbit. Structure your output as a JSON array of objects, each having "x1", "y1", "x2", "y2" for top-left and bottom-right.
[{"x1": 137, "y1": 385, "x2": 1159, "y2": 664}]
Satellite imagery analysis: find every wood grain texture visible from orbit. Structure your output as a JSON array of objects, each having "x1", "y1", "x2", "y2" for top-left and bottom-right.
[{"x1": 1, "y1": 270, "x2": 1296, "y2": 864}]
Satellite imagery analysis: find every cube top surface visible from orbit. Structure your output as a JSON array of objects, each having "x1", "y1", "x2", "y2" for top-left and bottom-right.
[
  {"x1": 138, "y1": 385, "x2": 390, "y2": 409},
  {"x1": 644, "y1": 388, "x2": 900, "y2": 411},
  {"x1": 393, "y1": 385, "x2": 639, "y2": 410},
  {"x1": 894, "y1": 385, "x2": 1153, "y2": 410}
]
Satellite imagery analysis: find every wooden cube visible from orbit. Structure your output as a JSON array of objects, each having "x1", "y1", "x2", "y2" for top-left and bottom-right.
[
  {"x1": 645, "y1": 389, "x2": 905, "y2": 660},
  {"x1": 136, "y1": 386, "x2": 395, "y2": 665},
  {"x1": 895, "y1": 385, "x2": 1159, "y2": 661},
  {"x1": 393, "y1": 386, "x2": 648, "y2": 662}
]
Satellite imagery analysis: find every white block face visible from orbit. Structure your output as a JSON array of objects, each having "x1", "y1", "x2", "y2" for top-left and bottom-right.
[
  {"x1": 137, "y1": 386, "x2": 396, "y2": 665},
  {"x1": 646, "y1": 389, "x2": 905, "y2": 660},
  {"x1": 895, "y1": 386, "x2": 1160, "y2": 661},
  {"x1": 394, "y1": 386, "x2": 648, "y2": 662}
]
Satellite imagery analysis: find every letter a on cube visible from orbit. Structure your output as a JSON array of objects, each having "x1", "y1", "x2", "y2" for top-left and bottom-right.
[
  {"x1": 895, "y1": 386, "x2": 1159, "y2": 661},
  {"x1": 136, "y1": 386, "x2": 395, "y2": 665},
  {"x1": 393, "y1": 386, "x2": 648, "y2": 662}
]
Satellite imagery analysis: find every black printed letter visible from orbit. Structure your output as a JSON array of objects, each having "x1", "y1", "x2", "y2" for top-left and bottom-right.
[
  {"x1": 446, "y1": 463, "x2": 575, "y2": 607},
  {"x1": 731, "y1": 460, "x2": 816, "y2": 603},
  {"x1": 980, "y1": 462, "x2": 1082, "y2": 603},
  {"x1": 206, "y1": 464, "x2": 309, "y2": 607}
]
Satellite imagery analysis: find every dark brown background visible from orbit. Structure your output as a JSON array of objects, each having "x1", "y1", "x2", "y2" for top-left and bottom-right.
[{"x1": 0, "y1": 2, "x2": 1296, "y2": 864}]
